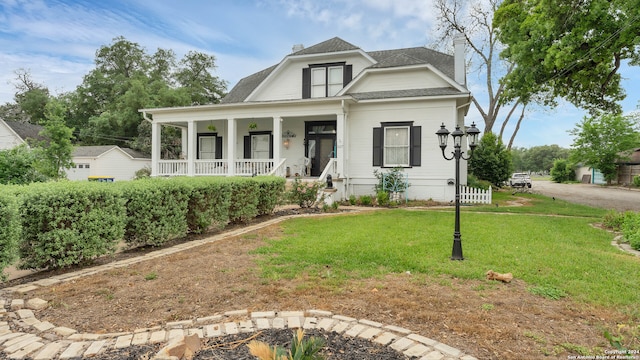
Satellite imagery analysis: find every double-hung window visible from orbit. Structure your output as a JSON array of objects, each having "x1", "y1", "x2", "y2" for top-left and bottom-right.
[
  {"x1": 373, "y1": 122, "x2": 421, "y2": 168},
  {"x1": 384, "y1": 126, "x2": 410, "y2": 167},
  {"x1": 197, "y1": 133, "x2": 223, "y2": 159},
  {"x1": 303, "y1": 62, "x2": 352, "y2": 98}
]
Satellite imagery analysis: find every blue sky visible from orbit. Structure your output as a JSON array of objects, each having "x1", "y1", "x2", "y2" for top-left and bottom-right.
[{"x1": 0, "y1": 0, "x2": 638, "y2": 148}]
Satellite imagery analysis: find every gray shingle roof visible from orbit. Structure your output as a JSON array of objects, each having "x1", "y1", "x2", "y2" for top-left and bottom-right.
[
  {"x1": 220, "y1": 37, "x2": 457, "y2": 104},
  {"x1": 350, "y1": 88, "x2": 461, "y2": 101},
  {"x1": 291, "y1": 37, "x2": 360, "y2": 55},
  {"x1": 3, "y1": 120, "x2": 46, "y2": 143},
  {"x1": 72, "y1": 145, "x2": 149, "y2": 159}
]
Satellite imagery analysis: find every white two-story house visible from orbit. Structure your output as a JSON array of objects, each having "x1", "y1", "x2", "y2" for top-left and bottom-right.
[{"x1": 140, "y1": 36, "x2": 474, "y2": 201}]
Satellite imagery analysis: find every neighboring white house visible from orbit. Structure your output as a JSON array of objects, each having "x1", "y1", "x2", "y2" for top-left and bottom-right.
[
  {"x1": 0, "y1": 119, "x2": 45, "y2": 150},
  {"x1": 139, "y1": 37, "x2": 474, "y2": 201},
  {"x1": 66, "y1": 146, "x2": 150, "y2": 181}
]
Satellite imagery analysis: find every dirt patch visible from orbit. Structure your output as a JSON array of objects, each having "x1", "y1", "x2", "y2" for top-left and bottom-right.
[{"x1": 6, "y1": 210, "x2": 632, "y2": 359}]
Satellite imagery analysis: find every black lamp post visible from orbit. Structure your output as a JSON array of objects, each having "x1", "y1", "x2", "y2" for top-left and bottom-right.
[{"x1": 436, "y1": 122, "x2": 481, "y2": 260}]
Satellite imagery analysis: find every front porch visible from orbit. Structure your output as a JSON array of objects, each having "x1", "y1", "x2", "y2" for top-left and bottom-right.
[{"x1": 144, "y1": 103, "x2": 346, "y2": 180}]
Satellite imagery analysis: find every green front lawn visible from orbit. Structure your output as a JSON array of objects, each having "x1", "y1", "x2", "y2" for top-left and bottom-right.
[{"x1": 255, "y1": 204, "x2": 638, "y2": 309}]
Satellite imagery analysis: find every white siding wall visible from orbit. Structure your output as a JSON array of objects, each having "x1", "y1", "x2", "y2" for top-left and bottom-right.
[
  {"x1": 345, "y1": 99, "x2": 462, "y2": 202},
  {"x1": 0, "y1": 123, "x2": 23, "y2": 150},
  {"x1": 347, "y1": 68, "x2": 451, "y2": 93},
  {"x1": 67, "y1": 150, "x2": 150, "y2": 181},
  {"x1": 253, "y1": 54, "x2": 374, "y2": 102}
]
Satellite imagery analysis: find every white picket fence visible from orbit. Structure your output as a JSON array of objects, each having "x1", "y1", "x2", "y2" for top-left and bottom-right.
[{"x1": 460, "y1": 185, "x2": 492, "y2": 204}]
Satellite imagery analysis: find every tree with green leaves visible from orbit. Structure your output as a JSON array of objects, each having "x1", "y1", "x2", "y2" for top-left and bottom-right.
[
  {"x1": 35, "y1": 99, "x2": 75, "y2": 179},
  {"x1": 433, "y1": 0, "x2": 528, "y2": 148},
  {"x1": 569, "y1": 113, "x2": 640, "y2": 184},
  {"x1": 0, "y1": 145, "x2": 48, "y2": 185},
  {"x1": 469, "y1": 131, "x2": 513, "y2": 186},
  {"x1": 0, "y1": 69, "x2": 51, "y2": 124},
  {"x1": 550, "y1": 158, "x2": 575, "y2": 183},
  {"x1": 66, "y1": 36, "x2": 226, "y2": 156},
  {"x1": 494, "y1": 0, "x2": 640, "y2": 114}
]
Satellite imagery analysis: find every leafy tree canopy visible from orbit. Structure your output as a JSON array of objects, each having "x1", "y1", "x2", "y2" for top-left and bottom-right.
[
  {"x1": 34, "y1": 99, "x2": 75, "y2": 179},
  {"x1": 494, "y1": 0, "x2": 640, "y2": 114},
  {"x1": 511, "y1": 145, "x2": 569, "y2": 173},
  {"x1": 469, "y1": 131, "x2": 513, "y2": 186},
  {"x1": 65, "y1": 36, "x2": 227, "y2": 155},
  {"x1": 569, "y1": 112, "x2": 640, "y2": 183}
]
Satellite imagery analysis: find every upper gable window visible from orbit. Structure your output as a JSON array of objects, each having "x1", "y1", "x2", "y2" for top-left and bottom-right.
[{"x1": 303, "y1": 62, "x2": 352, "y2": 99}]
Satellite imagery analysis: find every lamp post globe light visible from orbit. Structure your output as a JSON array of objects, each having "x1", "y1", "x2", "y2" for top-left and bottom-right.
[{"x1": 436, "y1": 122, "x2": 481, "y2": 260}]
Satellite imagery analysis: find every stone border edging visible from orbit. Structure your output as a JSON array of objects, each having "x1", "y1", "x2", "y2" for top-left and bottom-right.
[{"x1": 1, "y1": 208, "x2": 477, "y2": 360}]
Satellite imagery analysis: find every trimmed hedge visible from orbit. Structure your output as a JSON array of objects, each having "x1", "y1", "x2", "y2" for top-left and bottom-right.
[
  {"x1": 117, "y1": 178, "x2": 190, "y2": 247},
  {"x1": 227, "y1": 177, "x2": 261, "y2": 223},
  {"x1": 2, "y1": 175, "x2": 286, "y2": 275},
  {"x1": 0, "y1": 189, "x2": 21, "y2": 280},
  {"x1": 174, "y1": 177, "x2": 232, "y2": 234},
  {"x1": 255, "y1": 176, "x2": 286, "y2": 215},
  {"x1": 18, "y1": 182, "x2": 126, "y2": 270}
]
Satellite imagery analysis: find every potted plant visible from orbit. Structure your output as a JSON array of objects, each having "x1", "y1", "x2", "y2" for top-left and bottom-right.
[
  {"x1": 248, "y1": 121, "x2": 258, "y2": 131},
  {"x1": 207, "y1": 124, "x2": 216, "y2": 132}
]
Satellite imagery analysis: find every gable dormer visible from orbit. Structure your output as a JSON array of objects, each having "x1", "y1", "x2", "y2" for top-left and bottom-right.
[{"x1": 301, "y1": 62, "x2": 352, "y2": 98}]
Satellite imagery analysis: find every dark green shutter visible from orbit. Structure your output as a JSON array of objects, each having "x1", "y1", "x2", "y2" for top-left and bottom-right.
[
  {"x1": 302, "y1": 68, "x2": 311, "y2": 99},
  {"x1": 343, "y1": 64, "x2": 352, "y2": 86},
  {"x1": 244, "y1": 136, "x2": 251, "y2": 159},
  {"x1": 373, "y1": 127, "x2": 382, "y2": 166},
  {"x1": 269, "y1": 134, "x2": 274, "y2": 159},
  {"x1": 215, "y1": 136, "x2": 223, "y2": 159},
  {"x1": 410, "y1": 126, "x2": 421, "y2": 166}
]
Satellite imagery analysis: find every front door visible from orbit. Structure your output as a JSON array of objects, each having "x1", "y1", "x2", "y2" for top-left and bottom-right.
[{"x1": 305, "y1": 121, "x2": 336, "y2": 176}]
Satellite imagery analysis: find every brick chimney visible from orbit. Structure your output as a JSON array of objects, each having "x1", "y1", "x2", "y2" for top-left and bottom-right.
[{"x1": 454, "y1": 33, "x2": 466, "y2": 86}]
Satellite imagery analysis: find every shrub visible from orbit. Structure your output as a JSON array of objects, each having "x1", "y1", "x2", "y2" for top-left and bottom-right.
[
  {"x1": 254, "y1": 176, "x2": 286, "y2": 215},
  {"x1": 359, "y1": 195, "x2": 373, "y2": 206},
  {"x1": 550, "y1": 159, "x2": 575, "y2": 183},
  {"x1": 118, "y1": 178, "x2": 190, "y2": 247},
  {"x1": 227, "y1": 177, "x2": 260, "y2": 223},
  {"x1": 621, "y1": 211, "x2": 640, "y2": 251},
  {"x1": 633, "y1": 175, "x2": 640, "y2": 187},
  {"x1": 0, "y1": 190, "x2": 21, "y2": 280},
  {"x1": 287, "y1": 177, "x2": 323, "y2": 208},
  {"x1": 173, "y1": 177, "x2": 231, "y2": 234},
  {"x1": 348, "y1": 195, "x2": 357, "y2": 205},
  {"x1": 467, "y1": 173, "x2": 492, "y2": 190},
  {"x1": 18, "y1": 182, "x2": 126, "y2": 270},
  {"x1": 376, "y1": 190, "x2": 390, "y2": 207},
  {"x1": 602, "y1": 210, "x2": 625, "y2": 231},
  {"x1": 374, "y1": 167, "x2": 409, "y2": 193}
]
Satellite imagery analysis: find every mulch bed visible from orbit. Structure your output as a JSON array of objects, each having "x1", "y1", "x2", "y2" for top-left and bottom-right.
[{"x1": 89, "y1": 329, "x2": 411, "y2": 359}]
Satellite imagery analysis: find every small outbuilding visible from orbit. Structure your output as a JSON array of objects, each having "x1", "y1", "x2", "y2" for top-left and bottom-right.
[{"x1": 66, "y1": 145, "x2": 150, "y2": 181}]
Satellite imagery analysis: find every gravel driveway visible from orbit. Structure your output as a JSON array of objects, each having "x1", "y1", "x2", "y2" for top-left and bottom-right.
[{"x1": 532, "y1": 180, "x2": 640, "y2": 212}]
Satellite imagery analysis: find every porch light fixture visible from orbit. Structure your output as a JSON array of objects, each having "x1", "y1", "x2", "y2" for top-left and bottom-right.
[
  {"x1": 435, "y1": 122, "x2": 480, "y2": 260},
  {"x1": 282, "y1": 130, "x2": 296, "y2": 149}
]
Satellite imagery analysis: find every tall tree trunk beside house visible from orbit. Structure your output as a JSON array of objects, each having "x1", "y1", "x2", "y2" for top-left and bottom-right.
[{"x1": 433, "y1": 0, "x2": 526, "y2": 148}]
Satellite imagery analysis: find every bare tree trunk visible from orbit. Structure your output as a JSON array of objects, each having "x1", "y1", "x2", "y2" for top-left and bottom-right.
[
  {"x1": 507, "y1": 104, "x2": 527, "y2": 150},
  {"x1": 498, "y1": 100, "x2": 521, "y2": 140}
]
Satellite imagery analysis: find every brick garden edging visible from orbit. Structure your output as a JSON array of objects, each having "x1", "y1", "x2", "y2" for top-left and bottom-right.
[{"x1": 0, "y1": 209, "x2": 477, "y2": 360}]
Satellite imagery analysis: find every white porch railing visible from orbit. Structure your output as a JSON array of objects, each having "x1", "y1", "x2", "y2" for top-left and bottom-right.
[
  {"x1": 158, "y1": 160, "x2": 188, "y2": 176},
  {"x1": 195, "y1": 160, "x2": 228, "y2": 175},
  {"x1": 460, "y1": 185, "x2": 492, "y2": 204},
  {"x1": 157, "y1": 159, "x2": 283, "y2": 177},
  {"x1": 318, "y1": 158, "x2": 337, "y2": 183},
  {"x1": 268, "y1": 159, "x2": 287, "y2": 177},
  {"x1": 234, "y1": 159, "x2": 275, "y2": 176}
]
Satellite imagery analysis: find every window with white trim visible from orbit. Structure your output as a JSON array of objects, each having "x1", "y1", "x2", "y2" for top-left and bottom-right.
[
  {"x1": 372, "y1": 122, "x2": 421, "y2": 168},
  {"x1": 384, "y1": 126, "x2": 410, "y2": 167},
  {"x1": 302, "y1": 63, "x2": 352, "y2": 98}
]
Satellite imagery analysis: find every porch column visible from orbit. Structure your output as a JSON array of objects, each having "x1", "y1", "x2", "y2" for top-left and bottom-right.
[
  {"x1": 181, "y1": 127, "x2": 188, "y2": 159},
  {"x1": 272, "y1": 116, "x2": 282, "y2": 167},
  {"x1": 227, "y1": 118, "x2": 236, "y2": 176},
  {"x1": 336, "y1": 112, "x2": 345, "y2": 176},
  {"x1": 151, "y1": 122, "x2": 161, "y2": 177},
  {"x1": 187, "y1": 120, "x2": 196, "y2": 176}
]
